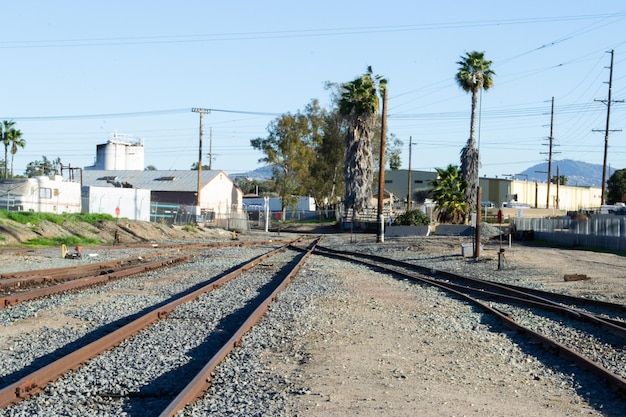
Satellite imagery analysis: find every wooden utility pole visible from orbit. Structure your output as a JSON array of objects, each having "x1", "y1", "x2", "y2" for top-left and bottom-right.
[
  {"x1": 407, "y1": 137, "x2": 413, "y2": 211},
  {"x1": 208, "y1": 127, "x2": 213, "y2": 170},
  {"x1": 377, "y1": 87, "x2": 388, "y2": 243},
  {"x1": 594, "y1": 50, "x2": 623, "y2": 205},
  {"x1": 543, "y1": 97, "x2": 555, "y2": 209},
  {"x1": 191, "y1": 108, "x2": 211, "y2": 207},
  {"x1": 474, "y1": 186, "x2": 482, "y2": 258}
]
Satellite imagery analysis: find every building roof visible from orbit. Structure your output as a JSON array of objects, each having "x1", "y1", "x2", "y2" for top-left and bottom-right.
[{"x1": 81, "y1": 170, "x2": 229, "y2": 192}]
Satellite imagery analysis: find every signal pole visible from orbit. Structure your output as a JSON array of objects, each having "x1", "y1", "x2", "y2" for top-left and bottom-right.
[
  {"x1": 593, "y1": 50, "x2": 623, "y2": 205},
  {"x1": 192, "y1": 108, "x2": 211, "y2": 207}
]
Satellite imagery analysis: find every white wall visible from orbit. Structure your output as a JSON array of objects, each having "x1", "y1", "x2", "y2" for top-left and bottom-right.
[
  {"x1": 202, "y1": 172, "x2": 243, "y2": 213},
  {"x1": 243, "y1": 196, "x2": 315, "y2": 211},
  {"x1": 85, "y1": 186, "x2": 150, "y2": 221}
]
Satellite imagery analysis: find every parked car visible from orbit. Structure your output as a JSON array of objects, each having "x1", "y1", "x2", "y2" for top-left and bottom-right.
[{"x1": 481, "y1": 201, "x2": 495, "y2": 208}]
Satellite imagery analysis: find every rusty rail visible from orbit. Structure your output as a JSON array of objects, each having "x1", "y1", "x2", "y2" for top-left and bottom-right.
[
  {"x1": 0, "y1": 241, "x2": 299, "y2": 408},
  {"x1": 158, "y1": 237, "x2": 321, "y2": 417},
  {"x1": 0, "y1": 239, "x2": 303, "y2": 309},
  {"x1": 0, "y1": 256, "x2": 189, "y2": 309},
  {"x1": 314, "y1": 246, "x2": 626, "y2": 396}
]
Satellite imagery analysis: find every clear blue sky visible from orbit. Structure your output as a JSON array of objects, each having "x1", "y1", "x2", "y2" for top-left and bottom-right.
[{"x1": 2, "y1": 1, "x2": 625, "y2": 180}]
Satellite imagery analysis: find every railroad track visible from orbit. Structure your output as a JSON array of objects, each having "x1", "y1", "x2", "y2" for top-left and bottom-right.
[
  {"x1": 0, "y1": 237, "x2": 320, "y2": 415},
  {"x1": 0, "y1": 239, "x2": 294, "y2": 308},
  {"x1": 314, "y1": 245, "x2": 626, "y2": 396}
]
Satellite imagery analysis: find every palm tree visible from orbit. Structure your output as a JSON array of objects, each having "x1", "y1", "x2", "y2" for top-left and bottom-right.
[
  {"x1": 455, "y1": 51, "x2": 495, "y2": 222},
  {"x1": 339, "y1": 66, "x2": 386, "y2": 213},
  {"x1": 8, "y1": 128, "x2": 26, "y2": 178},
  {"x1": 1, "y1": 120, "x2": 16, "y2": 179},
  {"x1": 429, "y1": 165, "x2": 467, "y2": 224}
]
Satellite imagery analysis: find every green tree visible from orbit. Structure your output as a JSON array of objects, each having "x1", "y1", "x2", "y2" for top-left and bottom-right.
[
  {"x1": 429, "y1": 165, "x2": 467, "y2": 224},
  {"x1": 234, "y1": 176, "x2": 277, "y2": 196},
  {"x1": 1, "y1": 120, "x2": 16, "y2": 179},
  {"x1": 386, "y1": 133, "x2": 403, "y2": 170},
  {"x1": 607, "y1": 169, "x2": 626, "y2": 204},
  {"x1": 190, "y1": 162, "x2": 210, "y2": 170},
  {"x1": 455, "y1": 51, "x2": 495, "y2": 222},
  {"x1": 25, "y1": 156, "x2": 62, "y2": 177},
  {"x1": 251, "y1": 99, "x2": 322, "y2": 218},
  {"x1": 145, "y1": 165, "x2": 157, "y2": 171},
  {"x1": 551, "y1": 175, "x2": 567, "y2": 185},
  {"x1": 8, "y1": 128, "x2": 26, "y2": 178},
  {"x1": 308, "y1": 108, "x2": 346, "y2": 213},
  {"x1": 339, "y1": 66, "x2": 386, "y2": 213}
]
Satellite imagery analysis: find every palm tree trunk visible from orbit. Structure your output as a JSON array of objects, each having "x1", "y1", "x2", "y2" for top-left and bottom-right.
[{"x1": 461, "y1": 89, "x2": 480, "y2": 223}]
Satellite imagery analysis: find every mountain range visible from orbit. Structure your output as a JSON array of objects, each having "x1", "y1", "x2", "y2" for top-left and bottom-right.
[
  {"x1": 516, "y1": 159, "x2": 614, "y2": 187},
  {"x1": 234, "y1": 159, "x2": 614, "y2": 188}
]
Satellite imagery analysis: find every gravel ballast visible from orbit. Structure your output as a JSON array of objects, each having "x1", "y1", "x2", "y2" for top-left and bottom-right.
[{"x1": 1, "y1": 233, "x2": 625, "y2": 416}]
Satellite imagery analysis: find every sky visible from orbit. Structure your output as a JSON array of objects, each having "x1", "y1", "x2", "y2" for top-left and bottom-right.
[{"x1": 1, "y1": 1, "x2": 625, "y2": 181}]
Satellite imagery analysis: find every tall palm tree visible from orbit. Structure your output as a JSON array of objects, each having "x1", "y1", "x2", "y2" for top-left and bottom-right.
[
  {"x1": 1, "y1": 120, "x2": 16, "y2": 179},
  {"x1": 429, "y1": 164, "x2": 467, "y2": 224},
  {"x1": 339, "y1": 66, "x2": 386, "y2": 213},
  {"x1": 8, "y1": 128, "x2": 26, "y2": 178},
  {"x1": 455, "y1": 51, "x2": 495, "y2": 222}
]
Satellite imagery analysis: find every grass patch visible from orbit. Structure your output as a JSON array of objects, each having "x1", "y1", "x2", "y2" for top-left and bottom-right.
[
  {"x1": 0, "y1": 210, "x2": 116, "y2": 226},
  {"x1": 23, "y1": 235, "x2": 101, "y2": 248},
  {"x1": 182, "y1": 225, "x2": 197, "y2": 233}
]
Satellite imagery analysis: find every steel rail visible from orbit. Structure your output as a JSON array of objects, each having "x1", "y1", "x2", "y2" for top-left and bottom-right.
[
  {"x1": 157, "y1": 237, "x2": 322, "y2": 417},
  {"x1": 316, "y1": 245, "x2": 626, "y2": 313},
  {"x1": 0, "y1": 239, "x2": 292, "y2": 282},
  {"x1": 0, "y1": 256, "x2": 189, "y2": 309},
  {"x1": 0, "y1": 239, "x2": 302, "y2": 308},
  {"x1": 0, "y1": 249, "x2": 185, "y2": 289},
  {"x1": 0, "y1": 241, "x2": 298, "y2": 408},
  {"x1": 316, "y1": 245, "x2": 626, "y2": 330},
  {"x1": 314, "y1": 246, "x2": 626, "y2": 396}
]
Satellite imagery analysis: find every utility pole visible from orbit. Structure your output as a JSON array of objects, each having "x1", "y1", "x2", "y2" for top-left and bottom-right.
[
  {"x1": 191, "y1": 108, "x2": 211, "y2": 208},
  {"x1": 541, "y1": 97, "x2": 559, "y2": 208},
  {"x1": 593, "y1": 50, "x2": 623, "y2": 205},
  {"x1": 377, "y1": 87, "x2": 388, "y2": 243},
  {"x1": 209, "y1": 127, "x2": 213, "y2": 170},
  {"x1": 556, "y1": 165, "x2": 560, "y2": 209},
  {"x1": 407, "y1": 137, "x2": 414, "y2": 211}
]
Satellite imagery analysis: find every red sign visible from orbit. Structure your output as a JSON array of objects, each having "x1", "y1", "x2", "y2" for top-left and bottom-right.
[{"x1": 115, "y1": 207, "x2": 120, "y2": 217}]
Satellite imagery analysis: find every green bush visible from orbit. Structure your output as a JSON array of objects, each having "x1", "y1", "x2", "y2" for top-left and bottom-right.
[{"x1": 391, "y1": 210, "x2": 431, "y2": 226}]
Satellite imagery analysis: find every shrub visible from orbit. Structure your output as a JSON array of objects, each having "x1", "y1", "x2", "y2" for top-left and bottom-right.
[{"x1": 391, "y1": 210, "x2": 430, "y2": 226}]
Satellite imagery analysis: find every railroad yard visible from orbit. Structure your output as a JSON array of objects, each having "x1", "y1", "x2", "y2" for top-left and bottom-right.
[{"x1": 1, "y1": 225, "x2": 626, "y2": 416}]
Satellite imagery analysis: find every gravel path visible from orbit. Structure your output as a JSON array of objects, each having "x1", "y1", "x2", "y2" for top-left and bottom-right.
[{"x1": 1, "y1": 233, "x2": 625, "y2": 416}]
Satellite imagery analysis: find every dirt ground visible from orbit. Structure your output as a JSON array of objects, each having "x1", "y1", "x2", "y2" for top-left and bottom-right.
[{"x1": 280, "y1": 236, "x2": 626, "y2": 417}]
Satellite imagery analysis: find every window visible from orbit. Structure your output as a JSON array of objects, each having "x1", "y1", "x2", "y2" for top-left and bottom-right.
[{"x1": 40, "y1": 188, "x2": 52, "y2": 199}]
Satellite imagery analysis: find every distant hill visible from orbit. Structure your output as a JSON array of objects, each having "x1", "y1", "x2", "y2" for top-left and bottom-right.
[
  {"x1": 234, "y1": 160, "x2": 614, "y2": 187},
  {"x1": 517, "y1": 160, "x2": 615, "y2": 187},
  {"x1": 232, "y1": 165, "x2": 273, "y2": 181}
]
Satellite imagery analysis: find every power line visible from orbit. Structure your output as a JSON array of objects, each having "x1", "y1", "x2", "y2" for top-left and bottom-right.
[{"x1": 2, "y1": 12, "x2": 626, "y2": 49}]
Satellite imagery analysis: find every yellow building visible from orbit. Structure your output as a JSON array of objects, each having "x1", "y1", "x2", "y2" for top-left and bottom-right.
[{"x1": 479, "y1": 177, "x2": 601, "y2": 211}]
